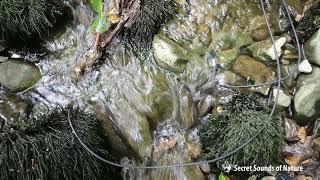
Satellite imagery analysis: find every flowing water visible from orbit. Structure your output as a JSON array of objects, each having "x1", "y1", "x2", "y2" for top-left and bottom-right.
[{"x1": 0, "y1": 0, "x2": 294, "y2": 179}]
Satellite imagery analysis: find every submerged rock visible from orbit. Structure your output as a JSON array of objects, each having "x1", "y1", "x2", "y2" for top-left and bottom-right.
[
  {"x1": 178, "y1": 85, "x2": 197, "y2": 129},
  {"x1": 232, "y1": 55, "x2": 273, "y2": 83},
  {"x1": 216, "y1": 48, "x2": 239, "y2": 69},
  {"x1": 304, "y1": 29, "x2": 320, "y2": 66},
  {"x1": 197, "y1": 95, "x2": 215, "y2": 117},
  {"x1": 251, "y1": 28, "x2": 269, "y2": 41},
  {"x1": 153, "y1": 34, "x2": 190, "y2": 72},
  {"x1": 0, "y1": 59, "x2": 42, "y2": 92},
  {"x1": 0, "y1": 91, "x2": 30, "y2": 127},
  {"x1": 294, "y1": 67, "x2": 320, "y2": 124},
  {"x1": 149, "y1": 122, "x2": 205, "y2": 180}
]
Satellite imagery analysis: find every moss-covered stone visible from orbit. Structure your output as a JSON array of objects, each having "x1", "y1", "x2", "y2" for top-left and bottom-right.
[
  {"x1": 121, "y1": 0, "x2": 175, "y2": 52},
  {"x1": 0, "y1": 0, "x2": 64, "y2": 43},
  {"x1": 0, "y1": 108, "x2": 120, "y2": 180},
  {"x1": 199, "y1": 93, "x2": 283, "y2": 175}
]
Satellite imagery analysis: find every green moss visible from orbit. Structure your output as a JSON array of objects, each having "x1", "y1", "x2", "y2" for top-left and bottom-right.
[
  {"x1": 0, "y1": 0, "x2": 63, "y2": 42},
  {"x1": 0, "y1": 108, "x2": 120, "y2": 180},
  {"x1": 121, "y1": 0, "x2": 175, "y2": 52},
  {"x1": 199, "y1": 93, "x2": 283, "y2": 174}
]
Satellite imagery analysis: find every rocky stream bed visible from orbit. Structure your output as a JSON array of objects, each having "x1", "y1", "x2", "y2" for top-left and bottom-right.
[{"x1": 1, "y1": 0, "x2": 320, "y2": 179}]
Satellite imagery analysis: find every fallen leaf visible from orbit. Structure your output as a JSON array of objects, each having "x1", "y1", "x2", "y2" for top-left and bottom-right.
[
  {"x1": 285, "y1": 154, "x2": 301, "y2": 166},
  {"x1": 298, "y1": 127, "x2": 307, "y2": 143}
]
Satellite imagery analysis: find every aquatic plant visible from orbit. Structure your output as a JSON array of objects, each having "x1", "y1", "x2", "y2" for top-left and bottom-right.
[
  {"x1": 0, "y1": 108, "x2": 120, "y2": 180},
  {"x1": 0, "y1": 0, "x2": 63, "y2": 42},
  {"x1": 121, "y1": 0, "x2": 175, "y2": 52},
  {"x1": 199, "y1": 93, "x2": 283, "y2": 174}
]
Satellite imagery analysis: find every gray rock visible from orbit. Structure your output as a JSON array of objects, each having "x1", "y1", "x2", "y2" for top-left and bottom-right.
[
  {"x1": 284, "y1": 118, "x2": 300, "y2": 142},
  {"x1": 0, "y1": 59, "x2": 42, "y2": 92},
  {"x1": 281, "y1": 64, "x2": 298, "y2": 88},
  {"x1": 197, "y1": 95, "x2": 215, "y2": 117},
  {"x1": 273, "y1": 89, "x2": 291, "y2": 107},
  {"x1": 294, "y1": 67, "x2": 320, "y2": 124},
  {"x1": 304, "y1": 29, "x2": 320, "y2": 66}
]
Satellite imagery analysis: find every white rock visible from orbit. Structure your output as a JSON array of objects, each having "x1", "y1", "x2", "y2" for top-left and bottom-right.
[
  {"x1": 10, "y1": 53, "x2": 23, "y2": 59},
  {"x1": 298, "y1": 59, "x2": 313, "y2": 73},
  {"x1": 304, "y1": 29, "x2": 320, "y2": 65},
  {"x1": 266, "y1": 37, "x2": 286, "y2": 60},
  {"x1": 260, "y1": 176, "x2": 276, "y2": 180},
  {"x1": 273, "y1": 89, "x2": 291, "y2": 107}
]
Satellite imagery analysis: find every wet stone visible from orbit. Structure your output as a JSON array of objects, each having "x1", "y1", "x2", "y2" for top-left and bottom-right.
[
  {"x1": 0, "y1": 59, "x2": 42, "y2": 92},
  {"x1": 232, "y1": 55, "x2": 273, "y2": 83},
  {"x1": 0, "y1": 91, "x2": 30, "y2": 127},
  {"x1": 153, "y1": 34, "x2": 190, "y2": 72},
  {"x1": 304, "y1": 29, "x2": 320, "y2": 66},
  {"x1": 273, "y1": 89, "x2": 291, "y2": 107},
  {"x1": 284, "y1": 118, "x2": 300, "y2": 142},
  {"x1": 251, "y1": 28, "x2": 269, "y2": 41},
  {"x1": 294, "y1": 67, "x2": 320, "y2": 124},
  {"x1": 196, "y1": 95, "x2": 215, "y2": 117},
  {"x1": 248, "y1": 37, "x2": 286, "y2": 62},
  {"x1": 178, "y1": 85, "x2": 197, "y2": 129}
]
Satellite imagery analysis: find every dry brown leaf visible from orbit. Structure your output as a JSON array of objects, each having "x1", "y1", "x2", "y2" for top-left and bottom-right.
[
  {"x1": 298, "y1": 127, "x2": 307, "y2": 143},
  {"x1": 285, "y1": 154, "x2": 301, "y2": 166}
]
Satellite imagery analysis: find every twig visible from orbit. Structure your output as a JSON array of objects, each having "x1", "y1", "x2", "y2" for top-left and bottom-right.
[{"x1": 101, "y1": 18, "x2": 127, "y2": 48}]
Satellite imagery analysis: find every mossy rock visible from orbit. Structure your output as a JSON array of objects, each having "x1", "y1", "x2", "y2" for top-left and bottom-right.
[
  {"x1": 199, "y1": 93, "x2": 283, "y2": 175},
  {"x1": 0, "y1": 108, "x2": 121, "y2": 180},
  {"x1": 0, "y1": 0, "x2": 70, "y2": 47},
  {"x1": 121, "y1": 0, "x2": 175, "y2": 52}
]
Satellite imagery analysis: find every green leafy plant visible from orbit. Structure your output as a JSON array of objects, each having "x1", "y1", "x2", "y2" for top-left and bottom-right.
[{"x1": 90, "y1": 0, "x2": 110, "y2": 33}]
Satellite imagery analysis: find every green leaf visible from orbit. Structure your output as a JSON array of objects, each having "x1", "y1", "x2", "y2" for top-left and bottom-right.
[
  {"x1": 90, "y1": 0, "x2": 103, "y2": 14},
  {"x1": 90, "y1": 15, "x2": 110, "y2": 33},
  {"x1": 218, "y1": 173, "x2": 227, "y2": 180}
]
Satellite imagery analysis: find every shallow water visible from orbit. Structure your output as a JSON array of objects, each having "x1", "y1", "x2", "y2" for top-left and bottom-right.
[{"x1": 0, "y1": 0, "x2": 296, "y2": 179}]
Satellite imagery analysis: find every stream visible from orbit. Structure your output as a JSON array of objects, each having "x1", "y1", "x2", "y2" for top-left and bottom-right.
[{"x1": 1, "y1": 0, "x2": 320, "y2": 179}]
